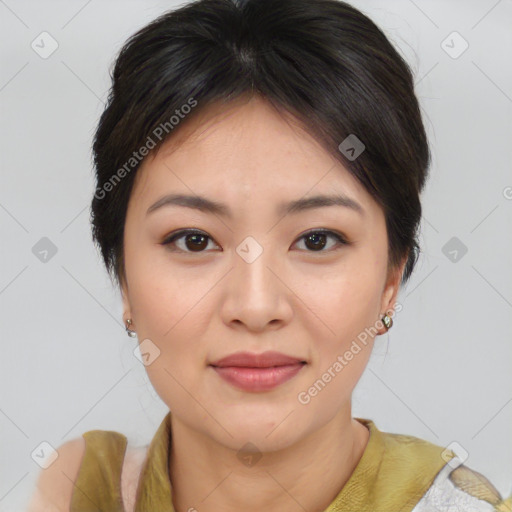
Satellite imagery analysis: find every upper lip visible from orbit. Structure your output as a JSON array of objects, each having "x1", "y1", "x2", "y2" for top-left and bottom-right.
[{"x1": 210, "y1": 351, "x2": 306, "y2": 368}]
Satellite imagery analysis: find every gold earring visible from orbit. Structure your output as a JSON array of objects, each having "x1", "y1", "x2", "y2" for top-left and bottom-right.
[
  {"x1": 381, "y1": 314, "x2": 393, "y2": 331},
  {"x1": 125, "y1": 318, "x2": 137, "y2": 338}
]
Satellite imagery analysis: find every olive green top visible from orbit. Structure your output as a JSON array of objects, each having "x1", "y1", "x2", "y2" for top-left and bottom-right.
[{"x1": 70, "y1": 411, "x2": 457, "y2": 511}]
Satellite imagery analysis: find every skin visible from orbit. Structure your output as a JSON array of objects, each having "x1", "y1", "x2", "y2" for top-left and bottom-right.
[{"x1": 121, "y1": 94, "x2": 405, "y2": 512}]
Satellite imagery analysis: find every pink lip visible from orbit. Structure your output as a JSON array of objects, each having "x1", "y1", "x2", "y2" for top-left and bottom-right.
[
  {"x1": 210, "y1": 350, "x2": 306, "y2": 368},
  {"x1": 209, "y1": 351, "x2": 307, "y2": 392},
  {"x1": 211, "y1": 364, "x2": 305, "y2": 392}
]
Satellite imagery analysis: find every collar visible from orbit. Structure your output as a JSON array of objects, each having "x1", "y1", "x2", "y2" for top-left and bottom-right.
[{"x1": 134, "y1": 412, "x2": 453, "y2": 512}]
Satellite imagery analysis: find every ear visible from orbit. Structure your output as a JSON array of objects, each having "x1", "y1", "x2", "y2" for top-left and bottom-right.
[
  {"x1": 378, "y1": 255, "x2": 407, "y2": 332},
  {"x1": 120, "y1": 276, "x2": 132, "y2": 327}
]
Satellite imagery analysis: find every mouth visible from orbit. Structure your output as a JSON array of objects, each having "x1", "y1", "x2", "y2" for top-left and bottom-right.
[{"x1": 209, "y1": 351, "x2": 307, "y2": 392}]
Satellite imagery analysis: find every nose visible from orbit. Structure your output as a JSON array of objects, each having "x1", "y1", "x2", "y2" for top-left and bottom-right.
[{"x1": 219, "y1": 236, "x2": 293, "y2": 332}]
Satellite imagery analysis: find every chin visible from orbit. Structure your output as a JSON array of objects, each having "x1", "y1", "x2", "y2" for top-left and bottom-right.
[{"x1": 212, "y1": 409, "x2": 306, "y2": 450}]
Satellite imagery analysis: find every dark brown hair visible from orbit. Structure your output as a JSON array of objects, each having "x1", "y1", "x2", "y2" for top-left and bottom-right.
[{"x1": 90, "y1": 0, "x2": 430, "y2": 289}]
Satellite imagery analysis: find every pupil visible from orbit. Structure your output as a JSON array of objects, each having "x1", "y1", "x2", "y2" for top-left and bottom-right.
[
  {"x1": 306, "y1": 233, "x2": 326, "y2": 250},
  {"x1": 187, "y1": 234, "x2": 207, "y2": 251}
]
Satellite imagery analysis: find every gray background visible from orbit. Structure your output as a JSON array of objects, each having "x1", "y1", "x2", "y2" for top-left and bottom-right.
[{"x1": 1, "y1": 0, "x2": 511, "y2": 510}]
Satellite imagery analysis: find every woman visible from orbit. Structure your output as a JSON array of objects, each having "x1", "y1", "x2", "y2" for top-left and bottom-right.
[{"x1": 29, "y1": 0, "x2": 511, "y2": 510}]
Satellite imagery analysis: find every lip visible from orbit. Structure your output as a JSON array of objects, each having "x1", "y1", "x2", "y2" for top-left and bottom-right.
[
  {"x1": 209, "y1": 351, "x2": 307, "y2": 392},
  {"x1": 210, "y1": 350, "x2": 306, "y2": 368}
]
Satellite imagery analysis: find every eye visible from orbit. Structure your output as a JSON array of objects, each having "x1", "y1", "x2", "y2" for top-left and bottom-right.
[
  {"x1": 161, "y1": 228, "x2": 349, "y2": 254},
  {"x1": 162, "y1": 229, "x2": 219, "y2": 253},
  {"x1": 293, "y1": 229, "x2": 349, "y2": 252}
]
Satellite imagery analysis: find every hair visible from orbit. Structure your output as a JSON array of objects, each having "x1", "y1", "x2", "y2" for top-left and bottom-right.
[{"x1": 90, "y1": 0, "x2": 431, "y2": 291}]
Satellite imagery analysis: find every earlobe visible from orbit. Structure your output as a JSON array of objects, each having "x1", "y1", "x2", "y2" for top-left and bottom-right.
[
  {"x1": 382, "y1": 269, "x2": 401, "y2": 313},
  {"x1": 378, "y1": 257, "x2": 407, "y2": 332},
  {"x1": 120, "y1": 279, "x2": 132, "y2": 327},
  {"x1": 120, "y1": 276, "x2": 137, "y2": 336}
]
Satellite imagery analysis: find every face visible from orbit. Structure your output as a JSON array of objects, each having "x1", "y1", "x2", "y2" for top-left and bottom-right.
[{"x1": 121, "y1": 95, "x2": 403, "y2": 452}]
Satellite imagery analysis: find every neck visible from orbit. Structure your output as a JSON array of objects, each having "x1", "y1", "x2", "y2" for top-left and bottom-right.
[{"x1": 168, "y1": 406, "x2": 370, "y2": 512}]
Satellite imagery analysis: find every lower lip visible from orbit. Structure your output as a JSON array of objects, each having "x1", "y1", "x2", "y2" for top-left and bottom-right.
[{"x1": 211, "y1": 363, "x2": 305, "y2": 392}]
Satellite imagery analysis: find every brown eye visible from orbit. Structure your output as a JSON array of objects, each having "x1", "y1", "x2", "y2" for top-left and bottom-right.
[
  {"x1": 183, "y1": 233, "x2": 209, "y2": 251},
  {"x1": 294, "y1": 230, "x2": 348, "y2": 252},
  {"x1": 304, "y1": 232, "x2": 328, "y2": 250},
  {"x1": 162, "y1": 229, "x2": 218, "y2": 253},
  {"x1": 162, "y1": 228, "x2": 349, "y2": 254}
]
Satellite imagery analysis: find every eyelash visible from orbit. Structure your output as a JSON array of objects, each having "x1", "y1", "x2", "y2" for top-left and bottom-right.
[{"x1": 161, "y1": 228, "x2": 350, "y2": 254}]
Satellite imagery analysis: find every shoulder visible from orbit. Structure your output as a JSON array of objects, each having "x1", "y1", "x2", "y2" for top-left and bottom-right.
[
  {"x1": 412, "y1": 458, "x2": 512, "y2": 512},
  {"x1": 360, "y1": 418, "x2": 449, "y2": 461},
  {"x1": 379, "y1": 428, "x2": 447, "y2": 456},
  {"x1": 27, "y1": 437, "x2": 86, "y2": 512},
  {"x1": 27, "y1": 427, "x2": 143, "y2": 512},
  {"x1": 360, "y1": 420, "x2": 511, "y2": 510},
  {"x1": 120, "y1": 444, "x2": 148, "y2": 512}
]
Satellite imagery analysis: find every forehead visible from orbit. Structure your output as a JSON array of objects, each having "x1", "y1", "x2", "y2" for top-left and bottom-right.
[{"x1": 129, "y1": 96, "x2": 376, "y2": 218}]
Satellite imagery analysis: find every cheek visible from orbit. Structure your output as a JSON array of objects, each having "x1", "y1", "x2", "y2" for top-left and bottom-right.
[
  {"x1": 126, "y1": 244, "x2": 194, "y2": 335},
  {"x1": 127, "y1": 258, "x2": 215, "y2": 372},
  {"x1": 129, "y1": 277, "x2": 176, "y2": 337},
  {"x1": 296, "y1": 276, "x2": 378, "y2": 413},
  {"x1": 127, "y1": 266, "x2": 208, "y2": 408},
  {"x1": 296, "y1": 258, "x2": 383, "y2": 339}
]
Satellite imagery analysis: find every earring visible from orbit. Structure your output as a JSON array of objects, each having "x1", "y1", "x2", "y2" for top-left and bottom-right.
[
  {"x1": 381, "y1": 313, "x2": 393, "y2": 331},
  {"x1": 125, "y1": 318, "x2": 137, "y2": 338}
]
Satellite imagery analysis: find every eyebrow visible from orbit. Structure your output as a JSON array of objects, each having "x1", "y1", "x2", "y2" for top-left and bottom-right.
[{"x1": 146, "y1": 192, "x2": 365, "y2": 218}]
